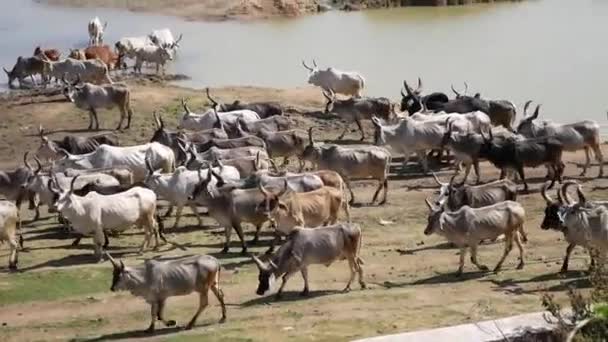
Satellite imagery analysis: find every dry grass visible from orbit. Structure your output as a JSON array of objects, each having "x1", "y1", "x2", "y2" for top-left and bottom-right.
[{"x1": 0, "y1": 74, "x2": 606, "y2": 341}]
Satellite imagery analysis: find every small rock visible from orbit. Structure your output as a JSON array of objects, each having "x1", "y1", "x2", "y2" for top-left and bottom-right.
[
  {"x1": 282, "y1": 326, "x2": 294, "y2": 331},
  {"x1": 2, "y1": 322, "x2": 6, "y2": 326},
  {"x1": 417, "y1": 241, "x2": 425, "y2": 246}
]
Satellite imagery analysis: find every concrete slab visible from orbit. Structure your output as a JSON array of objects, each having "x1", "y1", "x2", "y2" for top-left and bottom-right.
[{"x1": 353, "y1": 311, "x2": 557, "y2": 342}]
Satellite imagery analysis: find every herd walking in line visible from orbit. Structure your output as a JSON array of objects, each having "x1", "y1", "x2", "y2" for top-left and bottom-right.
[{"x1": 2, "y1": 16, "x2": 608, "y2": 333}]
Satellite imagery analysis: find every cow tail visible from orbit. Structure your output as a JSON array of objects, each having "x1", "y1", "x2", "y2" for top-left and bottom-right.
[
  {"x1": 355, "y1": 226, "x2": 365, "y2": 266},
  {"x1": 16, "y1": 210, "x2": 23, "y2": 250},
  {"x1": 341, "y1": 179, "x2": 351, "y2": 222},
  {"x1": 508, "y1": 100, "x2": 517, "y2": 128}
]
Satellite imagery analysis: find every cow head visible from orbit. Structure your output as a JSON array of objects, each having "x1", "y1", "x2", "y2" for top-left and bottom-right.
[
  {"x1": 35, "y1": 125, "x2": 59, "y2": 162},
  {"x1": 257, "y1": 180, "x2": 301, "y2": 230},
  {"x1": 302, "y1": 59, "x2": 323, "y2": 85},
  {"x1": 301, "y1": 127, "x2": 321, "y2": 163},
  {"x1": 149, "y1": 111, "x2": 170, "y2": 144},
  {"x1": 540, "y1": 181, "x2": 581, "y2": 230},
  {"x1": 3, "y1": 56, "x2": 25, "y2": 88},
  {"x1": 450, "y1": 82, "x2": 469, "y2": 99},
  {"x1": 159, "y1": 46, "x2": 174, "y2": 62},
  {"x1": 21, "y1": 152, "x2": 42, "y2": 188},
  {"x1": 515, "y1": 100, "x2": 541, "y2": 137},
  {"x1": 61, "y1": 73, "x2": 84, "y2": 102},
  {"x1": 48, "y1": 174, "x2": 79, "y2": 212},
  {"x1": 431, "y1": 173, "x2": 461, "y2": 207},
  {"x1": 400, "y1": 78, "x2": 424, "y2": 114},
  {"x1": 189, "y1": 162, "x2": 218, "y2": 204},
  {"x1": 106, "y1": 252, "x2": 128, "y2": 292},
  {"x1": 251, "y1": 254, "x2": 278, "y2": 296},
  {"x1": 424, "y1": 198, "x2": 444, "y2": 236}
]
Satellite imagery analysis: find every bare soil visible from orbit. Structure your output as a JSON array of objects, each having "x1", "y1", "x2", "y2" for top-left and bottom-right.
[{"x1": 0, "y1": 72, "x2": 606, "y2": 341}]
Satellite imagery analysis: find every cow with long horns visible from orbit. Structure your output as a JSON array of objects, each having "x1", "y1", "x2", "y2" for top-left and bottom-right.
[{"x1": 302, "y1": 59, "x2": 365, "y2": 98}]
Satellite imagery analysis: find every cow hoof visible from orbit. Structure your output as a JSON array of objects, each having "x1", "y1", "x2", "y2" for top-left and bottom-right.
[
  {"x1": 184, "y1": 325, "x2": 193, "y2": 331},
  {"x1": 455, "y1": 270, "x2": 463, "y2": 277},
  {"x1": 8, "y1": 264, "x2": 17, "y2": 271},
  {"x1": 378, "y1": 200, "x2": 387, "y2": 206},
  {"x1": 478, "y1": 265, "x2": 489, "y2": 272},
  {"x1": 274, "y1": 294, "x2": 283, "y2": 301},
  {"x1": 360, "y1": 282, "x2": 367, "y2": 290},
  {"x1": 300, "y1": 289, "x2": 310, "y2": 297},
  {"x1": 220, "y1": 246, "x2": 229, "y2": 254},
  {"x1": 492, "y1": 267, "x2": 502, "y2": 274},
  {"x1": 145, "y1": 326, "x2": 155, "y2": 334},
  {"x1": 516, "y1": 263, "x2": 524, "y2": 270},
  {"x1": 264, "y1": 247, "x2": 275, "y2": 255},
  {"x1": 166, "y1": 320, "x2": 176, "y2": 327},
  {"x1": 240, "y1": 248, "x2": 248, "y2": 256},
  {"x1": 219, "y1": 316, "x2": 227, "y2": 324},
  {"x1": 342, "y1": 286, "x2": 351, "y2": 293},
  {"x1": 559, "y1": 268, "x2": 568, "y2": 275}
]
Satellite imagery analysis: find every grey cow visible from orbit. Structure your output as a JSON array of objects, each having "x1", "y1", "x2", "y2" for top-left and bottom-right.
[
  {"x1": 251, "y1": 223, "x2": 366, "y2": 299},
  {"x1": 108, "y1": 253, "x2": 226, "y2": 332},
  {"x1": 516, "y1": 101, "x2": 603, "y2": 177}
]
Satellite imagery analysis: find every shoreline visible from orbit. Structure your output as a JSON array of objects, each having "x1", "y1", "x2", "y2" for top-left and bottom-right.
[{"x1": 36, "y1": 0, "x2": 524, "y2": 22}]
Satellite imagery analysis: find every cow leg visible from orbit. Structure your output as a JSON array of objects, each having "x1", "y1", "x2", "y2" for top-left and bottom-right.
[
  {"x1": 164, "y1": 205, "x2": 174, "y2": 218},
  {"x1": 592, "y1": 144, "x2": 604, "y2": 177},
  {"x1": 116, "y1": 107, "x2": 126, "y2": 131},
  {"x1": 275, "y1": 271, "x2": 296, "y2": 300},
  {"x1": 344, "y1": 178, "x2": 356, "y2": 205},
  {"x1": 380, "y1": 178, "x2": 389, "y2": 205},
  {"x1": 71, "y1": 236, "x2": 82, "y2": 246},
  {"x1": 93, "y1": 229, "x2": 105, "y2": 262},
  {"x1": 172, "y1": 205, "x2": 184, "y2": 230},
  {"x1": 156, "y1": 63, "x2": 160, "y2": 75},
  {"x1": 103, "y1": 232, "x2": 110, "y2": 249},
  {"x1": 516, "y1": 165, "x2": 529, "y2": 192},
  {"x1": 416, "y1": 150, "x2": 429, "y2": 174},
  {"x1": 138, "y1": 221, "x2": 153, "y2": 254},
  {"x1": 300, "y1": 266, "x2": 310, "y2": 296},
  {"x1": 126, "y1": 106, "x2": 133, "y2": 129},
  {"x1": 233, "y1": 222, "x2": 248, "y2": 255},
  {"x1": 210, "y1": 279, "x2": 227, "y2": 323},
  {"x1": 221, "y1": 225, "x2": 232, "y2": 254},
  {"x1": 457, "y1": 247, "x2": 467, "y2": 276},
  {"x1": 355, "y1": 120, "x2": 365, "y2": 141},
  {"x1": 473, "y1": 159, "x2": 481, "y2": 184},
  {"x1": 336, "y1": 123, "x2": 350, "y2": 141},
  {"x1": 146, "y1": 302, "x2": 157, "y2": 333},
  {"x1": 499, "y1": 169, "x2": 506, "y2": 180},
  {"x1": 371, "y1": 178, "x2": 383, "y2": 205},
  {"x1": 186, "y1": 289, "x2": 209, "y2": 330},
  {"x1": 514, "y1": 230, "x2": 525, "y2": 270},
  {"x1": 493, "y1": 232, "x2": 514, "y2": 273},
  {"x1": 88, "y1": 108, "x2": 100, "y2": 131},
  {"x1": 8, "y1": 237, "x2": 18, "y2": 271},
  {"x1": 462, "y1": 162, "x2": 472, "y2": 184},
  {"x1": 266, "y1": 232, "x2": 282, "y2": 255},
  {"x1": 560, "y1": 243, "x2": 576, "y2": 274},
  {"x1": 581, "y1": 146, "x2": 590, "y2": 176},
  {"x1": 189, "y1": 204, "x2": 204, "y2": 227},
  {"x1": 251, "y1": 224, "x2": 262, "y2": 245},
  {"x1": 343, "y1": 257, "x2": 358, "y2": 292},
  {"x1": 156, "y1": 299, "x2": 176, "y2": 327},
  {"x1": 469, "y1": 243, "x2": 489, "y2": 272}
]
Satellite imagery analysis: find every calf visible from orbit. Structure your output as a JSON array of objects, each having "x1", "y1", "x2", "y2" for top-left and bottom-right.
[
  {"x1": 69, "y1": 45, "x2": 124, "y2": 70},
  {"x1": 323, "y1": 89, "x2": 392, "y2": 141},
  {"x1": 62, "y1": 76, "x2": 133, "y2": 130},
  {"x1": 134, "y1": 45, "x2": 173, "y2": 75},
  {"x1": 478, "y1": 129, "x2": 564, "y2": 192},
  {"x1": 303, "y1": 128, "x2": 391, "y2": 205},
  {"x1": 4, "y1": 56, "x2": 45, "y2": 88},
  {"x1": 540, "y1": 181, "x2": 608, "y2": 273},
  {"x1": 424, "y1": 199, "x2": 526, "y2": 275},
  {"x1": 33, "y1": 46, "x2": 61, "y2": 61},
  {"x1": 0, "y1": 201, "x2": 21, "y2": 270},
  {"x1": 251, "y1": 223, "x2": 365, "y2": 299},
  {"x1": 108, "y1": 253, "x2": 226, "y2": 332}
]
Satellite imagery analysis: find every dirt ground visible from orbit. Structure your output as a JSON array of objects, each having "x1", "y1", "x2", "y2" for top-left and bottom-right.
[{"x1": 0, "y1": 72, "x2": 607, "y2": 342}]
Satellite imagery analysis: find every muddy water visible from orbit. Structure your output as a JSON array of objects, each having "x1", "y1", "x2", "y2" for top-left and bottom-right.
[{"x1": 1, "y1": 0, "x2": 607, "y2": 133}]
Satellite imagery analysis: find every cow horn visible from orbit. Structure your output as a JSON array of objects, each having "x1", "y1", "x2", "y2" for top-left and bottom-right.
[
  {"x1": 463, "y1": 82, "x2": 469, "y2": 95},
  {"x1": 307, "y1": 127, "x2": 315, "y2": 146},
  {"x1": 403, "y1": 80, "x2": 413, "y2": 96},
  {"x1": 448, "y1": 174, "x2": 457, "y2": 186},
  {"x1": 181, "y1": 98, "x2": 191, "y2": 114},
  {"x1": 312, "y1": 59, "x2": 318, "y2": 68},
  {"x1": 540, "y1": 182, "x2": 554, "y2": 204},
  {"x1": 2, "y1": 67, "x2": 9, "y2": 75},
  {"x1": 302, "y1": 60, "x2": 313, "y2": 72},
  {"x1": 416, "y1": 77, "x2": 423, "y2": 93},
  {"x1": 425, "y1": 198, "x2": 435, "y2": 210},
  {"x1": 431, "y1": 172, "x2": 446, "y2": 186},
  {"x1": 175, "y1": 33, "x2": 183, "y2": 45},
  {"x1": 33, "y1": 156, "x2": 42, "y2": 174},
  {"x1": 251, "y1": 254, "x2": 267, "y2": 270},
  {"x1": 105, "y1": 252, "x2": 118, "y2": 268},
  {"x1": 23, "y1": 152, "x2": 33, "y2": 171},
  {"x1": 269, "y1": 158, "x2": 279, "y2": 173},
  {"x1": 322, "y1": 90, "x2": 332, "y2": 102},
  {"x1": 38, "y1": 124, "x2": 45, "y2": 138},
  {"x1": 254, "y1": 152, "x2": 261, "y2": 171},
  {"x1": 258, "y1": 182, "x2": 271, "y2": 199},
  {"x1": 152, "y1": 111, "x2": 161, "y2": 129},
  {"x1": 206, "y1": 88, "x2": 218, "y2": 108},
  {"x1": 277, "y1": 179, "x2": 289, "y2": 198},
  {"x1": 523, "y1": 100, "x2": 533, "y2": 118},
  {"x1": 450, "y1": 84, "x2": 460, "y2": 97},
  {"x1": 531, "y1": 104, "x2": 541, "y2": 120},
  {"x1": 69, "y1": 175, "x2": 79, "y2": 193},
  {"x1": 576, "y1": 184, "x2": 587, "y2": 205},
  {"x1": 560, "y1": 180, "x2": 579, "y2": 205},
  {"x1": 400, "y1": 87, "x2": 407, "y2": 98}
]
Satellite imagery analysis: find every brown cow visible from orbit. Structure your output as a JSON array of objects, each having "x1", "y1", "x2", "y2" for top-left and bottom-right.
[
  {"x1": 33, "y1": 46, "x2": 61, "y2": 61},
  {"x1": 69, "y1": 45, "x2": 125, "y2": 70}
]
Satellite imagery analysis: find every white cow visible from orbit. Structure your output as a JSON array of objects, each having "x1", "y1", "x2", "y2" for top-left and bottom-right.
[
  {"x1": 41, "y1": 58, "x2": 112, "y2": 85},
  {"x1": 134, "y1": 45, "x2": 174, "y2": 75},
  {"x1": 49, "y1": 176, "x2": 159, "y2": 261},
  {"x1": 53, "y1": 143, "x2": 175, "y2": 182},
  {"x1": 178, "y1": 98, "x2": 260, "y2": 131},
  {"x1": 149, "y1": 29, "x2": 183, "y2": 51},
  {"x1": 115, "y1": 36, "x2": 153, "y2": 59},
  {"x1": 88, "y1": 17, "x2": 107, "y2": 46},
  {"x1": 302, "y1": 59, "x2": 365, "y2": 98}
]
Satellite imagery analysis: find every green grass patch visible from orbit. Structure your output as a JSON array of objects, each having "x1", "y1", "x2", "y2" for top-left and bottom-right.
[{"x1": 0, "y1": 268, "x2": 110, "y2": 305}]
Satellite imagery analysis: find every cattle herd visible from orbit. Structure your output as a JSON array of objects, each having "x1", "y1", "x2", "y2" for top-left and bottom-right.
[{"x1": 0, "y1": 17, "x2": 607, "y2": 334}]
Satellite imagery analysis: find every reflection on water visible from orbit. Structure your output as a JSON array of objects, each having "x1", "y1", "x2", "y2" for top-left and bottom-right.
[{"x1": 1, "y1": 0, "x2": 607, "y2": 135}]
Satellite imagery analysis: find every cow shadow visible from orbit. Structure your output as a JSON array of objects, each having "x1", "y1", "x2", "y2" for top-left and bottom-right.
[
  {"x1": 72, "y1": 325, "x2": 198, "y2": 342},
  {"x1": 240, "y1": 289, "x2": 341, "y2": 307},
  {"x1": 394, "y1": 242, "x2": 455, "y2": 255},
  {"x1": 17, "y1": 249, "x2": 138, "y2": 272},
  {"x1": 407, "y1": 270, "x2": 489, "y2": 286},
  {"x1": 47, "y1": 128, "x2": 114, "y2": 135}
]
